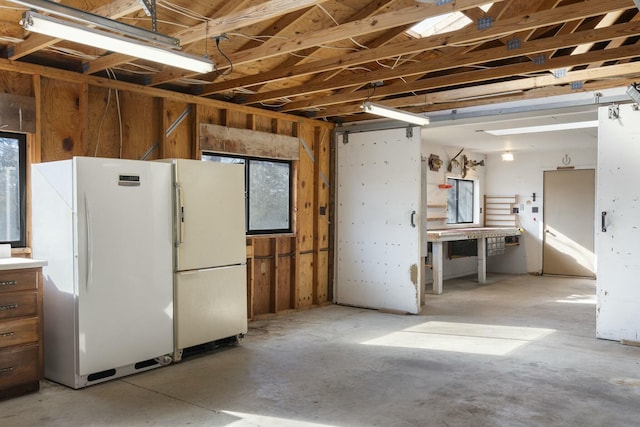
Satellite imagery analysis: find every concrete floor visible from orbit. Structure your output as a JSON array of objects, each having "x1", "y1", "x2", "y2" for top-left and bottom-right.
[{"x1": 2, "y1": 274, "x2": 640, "y2": 426}]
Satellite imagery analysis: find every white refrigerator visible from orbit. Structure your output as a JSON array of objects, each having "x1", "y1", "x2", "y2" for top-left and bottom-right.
[
  {"x1": 31, "y1": 157, "x2": 174, "y2": 388},
  {"x1": 166, "y1": 159, "x2": 247, "y2": 362}
]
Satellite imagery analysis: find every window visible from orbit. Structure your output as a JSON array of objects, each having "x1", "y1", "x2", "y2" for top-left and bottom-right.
[
  {"x1": 0, "y1": 132, "x2": 27, "y2": 247},
  {"x1": 202, "y1": 153, "x2": 292, "y2": 234},
  {"x1": 447, "y1": 177, "x2": 474, "y2": 224}
]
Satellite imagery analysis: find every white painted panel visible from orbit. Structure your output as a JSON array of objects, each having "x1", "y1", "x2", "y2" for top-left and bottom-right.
[
  {"x1": 335, "y1": 128, "x2": 422, "y2": 314},
  {"x1": 543, "y1": 169, "x2": 595, "y2": 277},
  {"x1": 597, "y1": 104, "x2": 640, "y2": 341}
]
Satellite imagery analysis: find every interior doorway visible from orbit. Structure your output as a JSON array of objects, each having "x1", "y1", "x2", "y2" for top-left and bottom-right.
[{"x1": 542, "y1": 169, "x2": 595, "y2": 277}]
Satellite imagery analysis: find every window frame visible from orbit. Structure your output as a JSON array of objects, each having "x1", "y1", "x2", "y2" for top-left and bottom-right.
[
  {"x1": 202, "y1": 152, "x2": 293, "y2": 235},
  {"x1": 446, "y1": 177, "x2": 475, "y2": 225},
  {"x1": 0, "y1": 131, "x2": 27, "y2": 248}
]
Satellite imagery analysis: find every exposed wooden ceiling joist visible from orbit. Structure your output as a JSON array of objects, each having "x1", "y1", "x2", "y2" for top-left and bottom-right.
[{"x1": 0, "y1": 0, "x2": 637, "y2": 123}]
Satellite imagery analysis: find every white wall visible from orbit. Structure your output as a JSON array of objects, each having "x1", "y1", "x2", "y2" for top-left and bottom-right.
[
  {"x1": 485, "y1": 147, "x2": 597, "y2": 274},
  {"x1": 422, "y1": 141, "x2": 486, "y2": 282}
]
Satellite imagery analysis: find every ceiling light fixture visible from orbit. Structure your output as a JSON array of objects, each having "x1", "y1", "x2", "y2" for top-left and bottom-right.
[
  {"x1": 484, "y1": 120, "x2": 598, "y2": 136},
  {"x1": 10, "y1": 0, "x2": 178, "y2": 48},
  {"x1": 361, "y1": 101, "x2": 430, "y2": 126},
  {"x1": 501, "y1": 152, "x2": 514, "y2": 161},
  {"x1": 20, "y1": 11, "x2": 214, "y2": 73}
]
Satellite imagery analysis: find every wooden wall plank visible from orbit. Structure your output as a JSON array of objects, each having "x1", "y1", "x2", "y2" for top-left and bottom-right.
[
  {"x1": 119, "y1": 92, "x2": 161, "y2": 160},
  {"x1": 200, "y1": 123, "x2": 300, "y2": 160},
  {"x1": 252, "y1": 237, "x2": 274, "y2": 316},
  {"x1": 40, "y1": 78, "x2": 84, "y2": 161},
  {"x1": 297, "y1": 253, "x2": 314, "y2": 308},
  {"x1": 276, "y1": 236, "x2": 295, "y2": 311},
  {"x1": 87, "y1": 85, "x2": 120, "y2": 158},
  {"x1": 163, "y1": 100, "x2": 193, "y2": 159}
]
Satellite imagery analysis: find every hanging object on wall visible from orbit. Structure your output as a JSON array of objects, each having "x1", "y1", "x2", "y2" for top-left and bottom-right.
[
  {"x1": 447, "y1": 148, "x2": 464, "y2": 172},
  {"x1": 462, "y1": 155, "x2": 484, "y2": 178},
  {"x1": 428, "y1": 154, "x2": 443, "y2": 171}
]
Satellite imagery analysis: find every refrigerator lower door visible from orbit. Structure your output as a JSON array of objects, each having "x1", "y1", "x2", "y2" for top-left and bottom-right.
[{"x1": 175, "y1": 265, "x2": 248, "y2": 354}]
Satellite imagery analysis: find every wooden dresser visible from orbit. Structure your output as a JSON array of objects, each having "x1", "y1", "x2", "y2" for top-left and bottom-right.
[{"x1": 0, "y1": 258, "x2": 47, "y2": 400}]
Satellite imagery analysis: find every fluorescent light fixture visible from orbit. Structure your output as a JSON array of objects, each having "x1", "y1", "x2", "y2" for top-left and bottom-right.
[
  {"x1": 501, "y1": 152, "x2": 514, "y2": 161},
  {"x1": 635, "y1": 0, "x2": 640, "y2": 10},
  {"x1": 21, "y1": 11, "x2": 214, "y2": 74},
  {"x1": 484, "y1": 120, "x2": 598, "y2": 136},
  {"x1": 361, "y1": 101, "x2": 430, "y2": 126},
  {"x1": 9, "y1": 0, "x2": 178, "y2": 48}
]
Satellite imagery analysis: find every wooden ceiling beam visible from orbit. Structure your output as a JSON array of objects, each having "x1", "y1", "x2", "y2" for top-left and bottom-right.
[
  {"x1": 245, "y1": 21, "x2": 640, "y2": 106},
  {"x1": 239, "y1": 0, "x2": 398, "y2": 96},
  {"x1": 84, "y1": 0, "x2": 329, "y2": 75},
  {"x1": 8, "y1": 0, "x2": 142, "y2": 60},
  {"x1": 149, "y1": 0, "x2": 504, "y2": 86},
  {"x1": 283, "y1": 43, "x2": 640, "y2": 114},
  {"x1": 200, "y1": 0, "x2": 631, "y2": 97}
]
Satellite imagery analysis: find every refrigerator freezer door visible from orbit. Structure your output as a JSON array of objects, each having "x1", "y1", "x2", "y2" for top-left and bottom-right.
[
  {"x1": 175, "y1": 265, "x2": 248, "y2": 350},
  {"x1": 174, "y1": 160, "x2": 246, "y2": 271},
  {"x1": 75, "y1": 158, "x2": 173, "y2": 376}
]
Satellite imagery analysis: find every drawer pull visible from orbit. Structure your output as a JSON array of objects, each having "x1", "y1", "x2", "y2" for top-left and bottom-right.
[
  {"x1": 0, "y1": 366, "x2": 16, "y2": 374},
  {"x1": 0, "y1": 331, "x2": 16, "y2": 337},
  {"x1": 0, "y1": 280, "x2": 17, "y2": 286},
  {"x1": 0, "y1": 304, "x2": 18, "y2": 311}
]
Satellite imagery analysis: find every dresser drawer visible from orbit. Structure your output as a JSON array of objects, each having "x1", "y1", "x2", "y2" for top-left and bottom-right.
[
  {"x1": 0, "y1": 293, "x2": 38, "y2": 321},
  {"x1": 0, "y1": 318, "x2": 38, "y2": 349},
  {"x1": 0, "y1": 345, "x2": 39, "y2": 390},
  {"x1": 0, "y1": 270, "x2": 38, "y2": 293}
]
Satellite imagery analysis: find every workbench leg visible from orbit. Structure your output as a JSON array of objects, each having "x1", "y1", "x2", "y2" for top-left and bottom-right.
[
  {"x1": 477, "y1": 237, "x2": 487, "y2": 284},
  {"x1": 432, "y1": 241, "x2": 443, "y2": 295}
]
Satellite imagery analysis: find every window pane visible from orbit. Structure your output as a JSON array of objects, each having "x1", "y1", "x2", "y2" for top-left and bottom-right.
[
  {"x1": 458, "y1": 180, "x2": 474, "y2": 222},
  {"x1": 446, "y1": 178, "x2": 474, "y2": 224},
  {"x1": 0, "y1": 137, "x2": 21, "y2": 243},
  {"x1": 249, "y1": 160, "x2": 290, "y2": 231}
]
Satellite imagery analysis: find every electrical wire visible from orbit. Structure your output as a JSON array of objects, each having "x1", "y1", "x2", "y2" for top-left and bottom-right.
[
  {"x1": 105, "y1": 69, "x2": 123, "y2": 159},
  {"x1": 214, "y1": 36, "x2": 233, "y2": 76}
]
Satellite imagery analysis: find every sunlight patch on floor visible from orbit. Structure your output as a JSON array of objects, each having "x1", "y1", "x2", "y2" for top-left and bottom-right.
[
  {"x1": 362, "y1": 321, "x2": 555, "y2": 356},
  {"x1": 555, "y1": 294, "x2": 596, "y2": 304},
  {"x1": 222, "y1": 411, "x2": 338, "y2": 427}
]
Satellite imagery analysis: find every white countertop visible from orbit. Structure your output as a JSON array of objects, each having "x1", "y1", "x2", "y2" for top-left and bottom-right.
[{"x1": 0, "y1": 257, "x2": 48, "y2": 271}]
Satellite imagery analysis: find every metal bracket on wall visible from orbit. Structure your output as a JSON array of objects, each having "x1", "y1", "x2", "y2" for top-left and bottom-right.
[
  {"x1": 608, "y1": 104, "x2": 620, "y2": 120},
  {"x1": 343, "y1": 131, "x2": 349, "y2": 144},
  {"x1": 406, "y1": 127, "x2": 413, "y2": 139}
]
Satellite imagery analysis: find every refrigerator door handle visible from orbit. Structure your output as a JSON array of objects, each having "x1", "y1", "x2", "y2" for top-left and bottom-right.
[
  {"x1": 85, "y1": 195, "x2": 93, "y2": 293},
  {"x1": 175, "y1": 183, "x2": 184, "y2": 246}
]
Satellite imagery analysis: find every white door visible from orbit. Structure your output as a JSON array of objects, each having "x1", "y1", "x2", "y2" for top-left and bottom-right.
[
  {"x1": 597, "y1": 104, "x2": 640, "y2": 341},
  {"x1": 174, "y1": 265, "x2": 248, "y2": 349},
  {"x1": 335, "y1": 128, "x2": 422, "y2": 314},
  {"x1": 75, "y1": 158, "x2": 173, "y2": 375},
  {"x1": 175, "y1": 160, "x2": 246, "y2": 271},
  {"x1": 543, "y1": 169, "x2": 595, "y2": 277}
]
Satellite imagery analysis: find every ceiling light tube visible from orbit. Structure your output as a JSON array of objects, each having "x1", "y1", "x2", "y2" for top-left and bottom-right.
[
  {"x1": 21, "y1": 11, "x2": 214, "y2": 74},
  {"x1": 10, "y1": 0, "x2": 179, "y2": 48},
  {"x1": 484, "y1": 120, "x2": 598, "y2": 136},
  {"x1": 361, "y1": 101, "x2": 430, "y2": 126}
]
